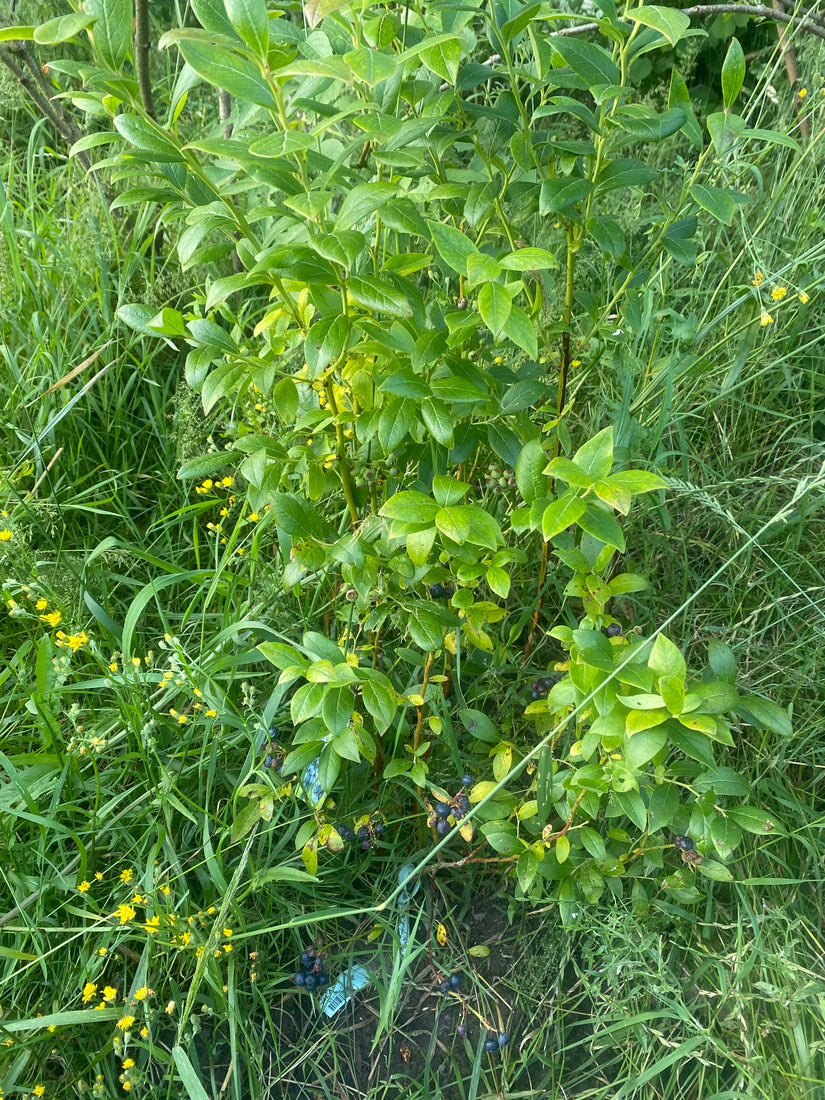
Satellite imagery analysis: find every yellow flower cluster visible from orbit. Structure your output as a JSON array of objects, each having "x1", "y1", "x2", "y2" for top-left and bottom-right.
[{"x1": 56, "y1": 630, "x2": 89, "y2": 651}]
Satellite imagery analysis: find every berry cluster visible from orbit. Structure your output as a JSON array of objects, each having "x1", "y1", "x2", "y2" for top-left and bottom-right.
[
  {"x1": 483, "y1": 464, "x2": 516, "y2": 491},
  {"x1": 529, "y1": 674, "x2": 560, "y2": 701},
  {"x1": 439, "y1": 972, "x2": 462, "y2": 994},
  {"x1": 261, "y1": 726, "x2": 283, "y2": 769},
  {"x1": 428, "y1": 776, "x2": 473, "y2": 836},
  {"x1": 293, "y1": 945, "x2": 329, "y2": 992},
  {"x1": 337, "y1": 817, "x2": 386, "y2": 851},
  {"x1": 484, "y1": 1031, "x2": 510, "y2": 1053},
  {"x1": 428, "y1": 582, "x2": 455, "y2": 600}
]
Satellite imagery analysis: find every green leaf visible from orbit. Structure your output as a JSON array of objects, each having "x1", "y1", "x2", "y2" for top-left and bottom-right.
[
  {"x1": 708, "y1": 640, "x2": 736, "y2": 683},
  {"x1": 625, "y1": 727, "x2": 667, "y2": 769},
  {"x1": 334, "y1": 182, "x2": 397, "y2": 232},
  {"x1": 542, "y1": 493, "x2": 587, "y2": 540},
  {"x1": 551, "y1": 37, "x2": 620, "y2": 87},
  {"x1": 346, "y1": 276, "x2": 412, "y2": 317},
  {"x1": 380, "y1": 492, "x2": 439, "y2": 524},
  {"x1": 486, "y1": 566, "x2": 510, "y2": 599},
  {"x1": 690, "y1": 183, "x2": 747, "y2": 226},
  {"x1": 114, "y1": 115, "x2": 184, "y2": 162},
  {"x1": 499, "y1": 247, "x2": 558, "y2": 271},
  {"x1": 360, "y1": 676, "x2": 398, "y2": 734},
  {"x1": 192, "y1": 0, "x2": 238, "y2": 35},
  {"x1": 305, "y1": 316, "x2": 348, "y2": 377},
  {"x1": 419, "y1": 37, "x2": 461, "y2": 84},
  {"x1": 501, "y1": 304, "x2": 538, "y2": 357},
  {"x1": 573, "y1": 426, "x2": 614, "y2": 480},
  {"x1": 606, "y1": 469, "x2": 667, "y2": 495},
  {"x1": 84, "y1": 0, "x2": 131, "y2": 68},
  {"x1": 477, "y1": 282, "x2": 512, "y2": 338},
  {"x1": 628, "y1": 5, "x2": 691, "y2": 46},
  {"x1": 248, "y1": 130, "x2": 315, "y2": 158},
  {"x1": 406, "y1": 526, "x2": 437, "y2": 567},
  {"x1": 177, "y1": 39, "x2": 277, "y2": 108},
  {"x1": 735, "y1": 696, "x2": 792, "y2": 737},
  {"x1": 378, "y1": 399, "x2": 416, "y2": 452},
  {"x1": 648, "y1": 634, "x2": 686, "y2": 681},
  {"x1": 698, "y1": 859, "x2": 734, "y2": 883},
  {"x1": 689, "y1": 681, "x2": 739, "y2": 714},
  {"x1": 594, "y1": 159, "x2": 657, "y2": 195},
  {"x1": 647, "y1": 783, "x2": 679, "y2": 831},
  {"x1": 721, "y1": 36, "x2": 745, "y2": 110},
  {"x1": 482, "y1": 821, "x2": 523, "y2": 856},
  {"x1": 612, "y1": 788, "x2": 647, "y2": 831},
  {"x1": 544, "y1": 456, "x2": 594, "y2": 489},
  {"x1": 33, "y1": 12, "x2": 96, "y2": 44},
  {"x1": 345, "y1": 46, "x2": 398, "y2": 85},
  {"x1": 707, "y1": 111, "x2": 745, "y2": 155},
  {"x1": 225, "y1": 0, "x2": 269, "y2": 56},
  {"x1": 409, "y1": 607, "x2": 444, "y2": 651},
  {"x1": 0, "y1": 27, "x2": 36, "y2": 41},
  {"x1": 255, "y1": 865, "x2": 320, "y2": 886},
  {"x1": 435, "y1": 506, "x2": 471, "y2": 544},
  {"x1": 428, "y1": 221, "x2": 479, "y2": 276},
  {"x1": 515, "y1": 440, "x2": 546, "y2": 504},
  {"x1": 576, "y1": 505, "x2": 626, "y2": 552},
  {"x1": 659, "y1": 675, "x2": 685, "y2": 716},
  {"x1": 420, "y1": 399, "x2": 454, "y2": 447},
  {"x1": 626, "y1": 708, "x2": 669, "y2": 734},
  {"x1": 726, "y1": 806, "x2": 780, "y2": 835},
  {"x1": 432, "y1": 476, "x2": 470, "y2": 507},
  {"x1": 668, "y1": 69, "x2": 703, "y2": 148},
  {"x1": 695, "y1": 766, "x2": 749, "y2": 797},
  {"x1": 710, "y1": 816, "x2": 742, "y2": 860},
  {"x1": 608, "y1": 573, "x2": 648, "y2": 595},
  {"x1": 460, "y1": 709, "x2": 498, "y2": 742},
  {"x1": 539, "y1": 177, "x2": 593, "y2": 215},
  {"x1": 173, "y1": 1046, "x2": 213, "y2": 1100}
]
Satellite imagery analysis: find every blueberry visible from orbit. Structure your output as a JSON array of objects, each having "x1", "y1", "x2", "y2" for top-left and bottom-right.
[
  {"x1": 264, "y1": 754, "x2": 274, "y2": 768},
  {"x1": 304, "y1": 974, "x2": 317, "y2": 991},
  {"x1": 606, "y1": 623, "x2": 622, "y2": 638},
  {"x1": 343, "y1": 827, "x2": 356, "y2": 842},
  {"x1": 361, "y1": 839, "x2": 371, "y2": 851},
  {"x1": 300, "y1": 951, "x2": 313, "y2": 968},
  {"x1": 442, "y1": 584, "x2": 454, "y2": 598},
  {"x1": 428, "y1": 583, "x2": 443, "y2": 599},
  {"x1": 269, "y1": 726, "x2": 280, "y2": 738},
  {"x1": 374, "y1": 822, "x2": 385, "y2": 836},
  {"x1": 439, "y1": 979, "x2": 450, "y2": 994},
  {"x1": 435, "y1": 801, "x2": 451, "y2": 818},
  {"x1": 461, "y1": 774, "x2": 472, "y2": 787},
  {"x1": 484, "y1": 1038, "x2": 499, "y2": 1053},
  {"x1": 498, "y1": 1032, "x2": 509, "y2": 1048},
  {"x1": 673, "y1": 834, "x2": 695, "y2": 851},
  {"x1": 457, "y1": 1024, "x2": 467, "y2": 1037},
  {"x1": 457, "y1": 794, "x2": 470, "y2": 814},
  {"x1": 436, "y1": 819, "x2": 450, "y2": 836},
  {"x1": 356, "y1": 826, "x2": 370, "y2": 840},
  {"x1": 449, "y1": 973, "x2": 461, "y2": 989},
  {"x1": 294, "y1": 971, "x2": 306, "y2": 986}
]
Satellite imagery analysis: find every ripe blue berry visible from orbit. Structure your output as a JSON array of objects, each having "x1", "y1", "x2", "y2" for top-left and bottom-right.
[
  {"x1": 428, "y1": 583, "x2": 443, "y2": 598},
  {"x1": 356, "y1": 826, "x2": 369, "y2": 840},
  {"x1": 361, "y1": 839, "x2": 371, "y2": 851},
  {"x1": 457, "y1": 1024, "x2": 467, "y2": 1037},
  {"x1": 606, "y1": 623, "x2": 622, "y2": 638},
  {"x1": 294, "y1": 972, "x2": 306, "y2": 986},
  {"x1": 449, "y1": 972, "x2": 461, "y2": 989},
  {"x1": 498, "y1": 1032, "x2": 509, "y2": 1048},
  {"x1": 300, "y1": 951, "x2": 313, "y2": 968},
  {"x1": 436, "y1": 819, "x2": 450, "y2": 836},
  {"x1": 461, "y1": 774, "x2": 472, "y2": 787},
  {"x1": 435, "y1": 801, "x2": 451, "y2": 818},
  {"x1": 457, "y1": 794, "x2": 470, "y2": 814},
  {"x1": 374, "y1": 822, "x2": 386, "y2": 835},
  {"x1": 439, "y1": 979, "x2": 450, "y2": 994},
  {"x1": 304, "y1": 974, "x2": 317, "y2": 991},
  {"x1": 484, "y1": 1038, "x2": 499, "y2": 1053}
]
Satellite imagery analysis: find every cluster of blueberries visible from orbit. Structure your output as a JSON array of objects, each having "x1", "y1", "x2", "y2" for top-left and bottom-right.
[
  {"x1": 337, "y1": 820, "x2": 386, "y2": 851},
  {"x1": 293, "y1": 946, "x2": 329, "y2": 992},
  {"x1": 484, "y1": 1031, "x2": 510, "y2": 1053},
  {"x1": 529, "y1": 674, "x2": 560, "y2": 701},
  {"x1": 428, "y1": 582, "x2": 454, "y2": 600},
  {"x1": 439, "y1": 972, "x2": 462, "y2": 993},
  {"x1": 432, "y1": 775, "x2": 473, "y2": 836}
]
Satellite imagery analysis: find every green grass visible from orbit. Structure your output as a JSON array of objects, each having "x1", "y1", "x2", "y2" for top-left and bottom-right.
[{"x1": 1, "y1": 26, "x2": 825, "y2": 1100}]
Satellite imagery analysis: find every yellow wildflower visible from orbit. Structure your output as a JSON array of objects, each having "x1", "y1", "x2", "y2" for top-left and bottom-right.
[
  {"x1": 131, "y1": 656, "x2": 141, "y2": 667},
  {"x1": 752, "y1": 271, "x2": 763, "y2": 287},
  {"x1": 123, "y1": 1082, "x2": 133, "y2": 1092},
  {"x1": 0, "y1": 531, "x2": 11, "y2": 542},
  {"x1": 248, "y1": 512, "x2": 259, "y2": 522},
  {"x1": 98, "y1": 947, "x2": 107, "y2": 956},
  {"x1": 143, "y1": 916, "x2": 160, "y2": 934},
  {"x1": 771, "y1": 286, "x2": 787, "y2": 301},
  {"x1": 103, "y1": 986, "x2": 117, "y2": 1002},
  {"x1": 222, "y1": 477, "x2": 233, "y2": 487},
  {"x1": 799, "y1": 87, "x2": 807, "y2": 98},
  {"x1": 34, "y1": 1088, "x2": 46, "y2": 1097},
  {"x1": 206, "y1": 709, "x2": 217, "y2": 718},
  {"x1": 35, "y1": 598, "x2": 48, "y2": 610},
  {"x1": 122, "y1": 1058, "x2": 135, "y2": 1069},
  {"x1": 160, "y1": 884, "x2": 171, "y2": 896},
  {"x1": 95, "y1": 871, "x2": 103, "y2": 881},
  {"x1": 116, "y1": 1015, "x2": 135, "y2": 1031},
  {"x1": 120, "y1": 868, "x2": 133, "y2": 884},
  {"x1": 40, "y1": 610, "x2": 62, "y2": 627},
  {"x1": 109, "y1": 662, "x2": 118, "y2": 672},
  {"x1": 78, "y1": 880, "x2": 91, "y2": 893},
  {"x1": 133, "y1": 986, "x2": 151, "y2": 1001},
  {"x1": 799, "y1": 291, "x2": 809, "y2": 304},
  {"x1": 113, "y1": 904, "x2": 136, "y2": 925},
  {"x1": 82, "y1": 982, "x2": 97, "y2": 1003},
  {"x1": 166, "y1": 1000, "x2": 176, "y2": 1014},
  {"x1": 760, "y1": 311, "x2": 774, "y2": 326},
  {"x1": 140, "y1": 1027, "x2": 148, "y2": 1038}
]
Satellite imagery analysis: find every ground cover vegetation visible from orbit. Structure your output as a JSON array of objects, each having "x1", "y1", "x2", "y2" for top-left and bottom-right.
[{"x1": 0, "y1": 0, "x2": 824, "y2": 1097}]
